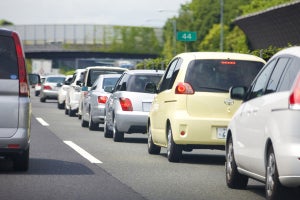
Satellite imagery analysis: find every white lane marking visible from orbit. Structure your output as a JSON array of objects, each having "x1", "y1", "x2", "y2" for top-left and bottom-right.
[
  {"x1": 64, "y1": 141, "x2": 103, "y2": 164},
  {"x1": 36, "y1": 117, "x2": 49, "y2": 126}
]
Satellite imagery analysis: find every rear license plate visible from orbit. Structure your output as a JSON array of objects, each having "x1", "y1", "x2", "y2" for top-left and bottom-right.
[{"x1": 217, "y1": 127, "x2": 227, "y2": 139}]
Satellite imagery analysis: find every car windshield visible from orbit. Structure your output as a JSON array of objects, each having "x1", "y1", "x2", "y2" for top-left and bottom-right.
[
  {"x1": 87, "y1": 69, "x2": 124, "y2": 87},
  {"x1": 47, "y1": 77, "x2": 66, "y2": 83},
  {"x1": 127, "y1": 74, "x2": 163, "y2": 93},
  {"x1": 185, "y1": 59, "x2": 264, "y2": 92},
  {"x1": 102, "y1": 77, "x2": 119, "y2": 89}
]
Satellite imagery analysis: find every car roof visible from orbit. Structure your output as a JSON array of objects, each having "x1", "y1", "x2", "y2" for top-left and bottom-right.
[
  {"x1": 271, "y1": 46, "x2": 300, "y2": 58},
  {"x1": 84, "y1": 66, "x2": 128, "y2": 71},
  {"x1": 124, "y1": 69, "x2": 165, "y2": 75},
  {"x1": 175, "y1": 52, "x2": 266, "y2": 63}
]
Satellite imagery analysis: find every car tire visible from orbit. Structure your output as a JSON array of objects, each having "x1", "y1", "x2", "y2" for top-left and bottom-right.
[
  {"x1": 147, "y1": 123, "x2": 161, "y2": 154},
  {"x1": 113, "y1": 118, "x2": 124, "y2": 142},
  {"x1": 35, "y1": 91, "x2": 40, "y2": 96},
  {"x1": 266, "y1": 146, "x2": 289, "y2": 200},
  {"x1": 57, "y1": 101, "x2": 65, "y2": 109},
  {"x1": 225, "y1": 136, "x2": 248, "y2": 189},
  {"x1": 167, "y1": 125, "x2": 182, "y2": 162},
  {"x1": 65, "y1": 108, "x2": 69, "y2": 115},
  {"x1": 104, "y1": 121, "x2": 113, "y2": 138},
  {"x1": 89, "y1": 112, "x2": 98, "y2": 130},
  {"x1": 13, "y1": 147, "x2": 29, "y2": 171},
  {"x1": 81, "y1": 116, "x2": 89, "y2": 127},
  {"x1": 40, "y1": 97, "x2": 46, "y2": 102},
  {"x1": 69, "y1": 108, "x2": 76, "y2": 117}
]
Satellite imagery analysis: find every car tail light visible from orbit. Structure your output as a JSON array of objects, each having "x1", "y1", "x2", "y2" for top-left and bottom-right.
[
  {"x1": 12, "y1": 32, "x2": 29, "y2": 97},
  {"x1": 175, "y1": 82, "x2": 194, "y2": 94},
  {"x1": 43, "y1": 85, "x2": 52, "y2": 90},
  {"x1": 98, "y1": 96, "x2": 108, "y2": 104},
  {"x1": 289, "y1": 73, "x2": 300, "y2": 110},
  {"x1": 119, "y1": 97, "x2": 133, "y2": 111}
]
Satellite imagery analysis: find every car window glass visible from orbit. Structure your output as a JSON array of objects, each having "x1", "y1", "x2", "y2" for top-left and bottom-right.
[
  {"x1": 278, "y1": 57, "x2": 300, "y2": 91},
  {"x1": 115, "y1": 74, "x2": 128, "y2": 91},
  {"x1": 246, "y1": 59, "x2": 276, "y2": 100},
  {"x1": 265, "y1": 57, "x2": 289, "y2": 94},
  {"x1": 87, "y1": 69, "x2": 124, "y2": 87},
  {"x1": 102, "y1": 77, "x2": 119, "y2": 89},
  {"x1": 185, "y1": 59, "x2": 264, "y2": 92},
  {"x1": 0, "y1": 36, "x2": 18, "y2": 79},
  {"x1": 158, "y1": 58, "x2": 181, "y2": 92},
  {"x1": 127, "y1": 74, "x2": 163, "y2": 93},
  {"x1": 47, "y1": 77, "x2": 66, "y2": 83}
]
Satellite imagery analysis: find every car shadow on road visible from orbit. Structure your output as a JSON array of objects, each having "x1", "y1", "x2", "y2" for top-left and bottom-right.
[
  {"x1": 159, "y1": 153, "x2": 225, "y2": 166},
  {"x1": 0, "y1": 158, "x2": 94, "y2": 175},
  {"x1": 123, "y1": 137, "x2": 148, "y2": 144}
]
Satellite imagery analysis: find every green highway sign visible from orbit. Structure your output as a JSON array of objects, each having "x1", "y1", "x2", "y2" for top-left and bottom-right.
[{"x1": 176, "y1": 31, "x2": 197, "y2": 42}]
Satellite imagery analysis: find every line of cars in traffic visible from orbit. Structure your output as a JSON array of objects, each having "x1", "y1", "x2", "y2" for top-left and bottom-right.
[{"x1": 37, "y1": 47, "x2": 300, "y2": 200}]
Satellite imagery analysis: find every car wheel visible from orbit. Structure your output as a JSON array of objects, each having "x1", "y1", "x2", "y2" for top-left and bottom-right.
[
  {"x1": 69, "y1": 108, "x2": 76, "y2": 117},
  {"x1": 89, "y1": 112, "x2": 98, "y2": 130},
  {"x1": 40, "y1": 97, "x2": 46, "y2": 102},
  {"x1": 35, "y1": 91, "x2": 39, "y2": 96},
  {"x1": 167, "y1": 125, "x2": 182, "y2": 162},
  {"x1": 104, "y1": 121, "x2": 113, "y2": 138},
  {"x1": 113, "y1": 118, "x2": 124, "y2": 142},
  {"x1": 13, "y1": 147, "x2": 29, "y2": 171},
  {"x1": 225, "y1": 136, "x2": 248, "y2": 189},
  {"x1": 266, "y1": 146, "x2": 288, "y2": 200},
  {"x1": 65, "y1": 108, "x2": 69, "y2": 115},
  {"x1": 57, "y1": 101, "x2": 65, "y2": 109},
  {"x1": 81, "y1": 115, "x2": 89, "y2": 127},
  {"x1": 147, "y1": 123, "x2": 161, "y2": 154}
]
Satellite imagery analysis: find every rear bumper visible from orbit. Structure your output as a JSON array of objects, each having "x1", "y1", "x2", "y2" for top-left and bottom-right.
[{"x1": 115, "y1": 111, "x2": 148, "y2": 133}]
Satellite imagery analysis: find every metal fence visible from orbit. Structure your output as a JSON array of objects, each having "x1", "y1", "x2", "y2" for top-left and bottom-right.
[{"x1": 1, "y1": 24, "x2": 163, "y2": 46}]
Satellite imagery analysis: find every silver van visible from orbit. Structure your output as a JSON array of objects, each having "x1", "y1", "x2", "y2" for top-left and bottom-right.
[{"x1": 0, "y1": 28, "x2": 31, "y2": 171}]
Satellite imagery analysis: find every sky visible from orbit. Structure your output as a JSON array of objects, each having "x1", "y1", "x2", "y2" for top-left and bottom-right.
[{"x1": 1, "y1": 0, "x2": 190, "y2": 27}]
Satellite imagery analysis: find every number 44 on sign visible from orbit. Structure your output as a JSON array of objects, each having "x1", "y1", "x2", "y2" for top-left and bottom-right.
[{"x1": 176, "y1": 31, "x2": 197, "y2": 42}]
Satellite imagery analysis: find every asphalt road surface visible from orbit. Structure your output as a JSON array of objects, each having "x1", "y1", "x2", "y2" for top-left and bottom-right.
[{"x1": 0, "y1": 92, "x2": 276, "y2": 200}]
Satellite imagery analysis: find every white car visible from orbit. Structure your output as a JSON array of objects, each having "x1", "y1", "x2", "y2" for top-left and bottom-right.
[
  {"x1": 226, "y1": 46, "x2": 300, "y2": 199},
  {"x1": 40, "y1": 75, "x2": 66, "y2": 102},
  {"x1": 81, "y1": 74, "x2": 121, "y2": 130},
  {"x1": 57, "y1": 75, "x2": 73, "y2": 109},
  {"x1": 65, "y1": 69, "x2": 86, "y2": 116}
]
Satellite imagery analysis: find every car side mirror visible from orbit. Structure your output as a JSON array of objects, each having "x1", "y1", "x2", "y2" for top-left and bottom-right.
[
  {"x1": 145, "y1": 82, "x2": 157, "y2": 93},
  {"x1": 76, "y1": 80, "x2": 82, "y2": 86},
  {"x1": 230, "y1": 86, "x2": 247, "y2": 100},
  {"x1": 81, "y1": 86, "x2": 88, "y2": 91}
]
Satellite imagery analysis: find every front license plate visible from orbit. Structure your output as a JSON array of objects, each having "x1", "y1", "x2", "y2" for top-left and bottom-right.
[{"x1": 217, "y1": 127, "x2": 227, "y2": 139}]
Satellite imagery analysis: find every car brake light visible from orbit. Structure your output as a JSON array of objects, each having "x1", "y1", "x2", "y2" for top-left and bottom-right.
[
  {"x1": 12, "y1": 32, "x2": 29, "y2": 97},
  {"x1": 98, "y1": 96, "x2": 108, "y2": 104},
  {"x1": 43, "y1": 85, "x2": 52, "y2": 90},
  {"x1": 289, "y1": 73, "x2": 300, "y2": 110},
  {"x1": 119, "y1": 97, "x2": 133, "y2": 111},
  {"x1": 175, "y1": 82, "x2": 194, "y2": 94}
]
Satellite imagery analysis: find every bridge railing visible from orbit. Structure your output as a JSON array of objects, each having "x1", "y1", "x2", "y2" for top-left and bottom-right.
[{"x1": 1, "y1": 24, "x2": 163, "y2": 52}]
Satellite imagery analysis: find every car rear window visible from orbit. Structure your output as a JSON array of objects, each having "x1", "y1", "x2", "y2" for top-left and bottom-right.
[
  {"x1": 0, "y1": 35, "x2": 18, "y2": 79},
  {"x1": 87, "y1": 69, "x2": 124, "y2": 87},
  {"x1": 185, "y1": 59, "x2": 264, "y2": 92},
  {"x1": 127, "y1": 74, "x2": 163, "y2": 93},
  {"x1": 47, "y1": 77, "x2": 66, "y2": 83}
]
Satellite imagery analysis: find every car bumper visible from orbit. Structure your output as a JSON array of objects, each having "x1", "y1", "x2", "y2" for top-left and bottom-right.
[
  {"x1": 170, "y1": 113, "x2": 229, "y2": 146},
  {"x1": 91, "y1": 105, "x2": 106, "y2": 123},
  {"x1": 276, "y1": 143, "x2": 300, "y2": 187},
  {"x1": 115, "y1": 111, "x2": 148, "y2": 133}
]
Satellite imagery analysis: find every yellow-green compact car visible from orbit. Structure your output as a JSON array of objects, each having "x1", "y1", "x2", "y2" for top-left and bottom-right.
[{"x1": 147, "y1": 52, "x2": 266, "y2": 162}]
